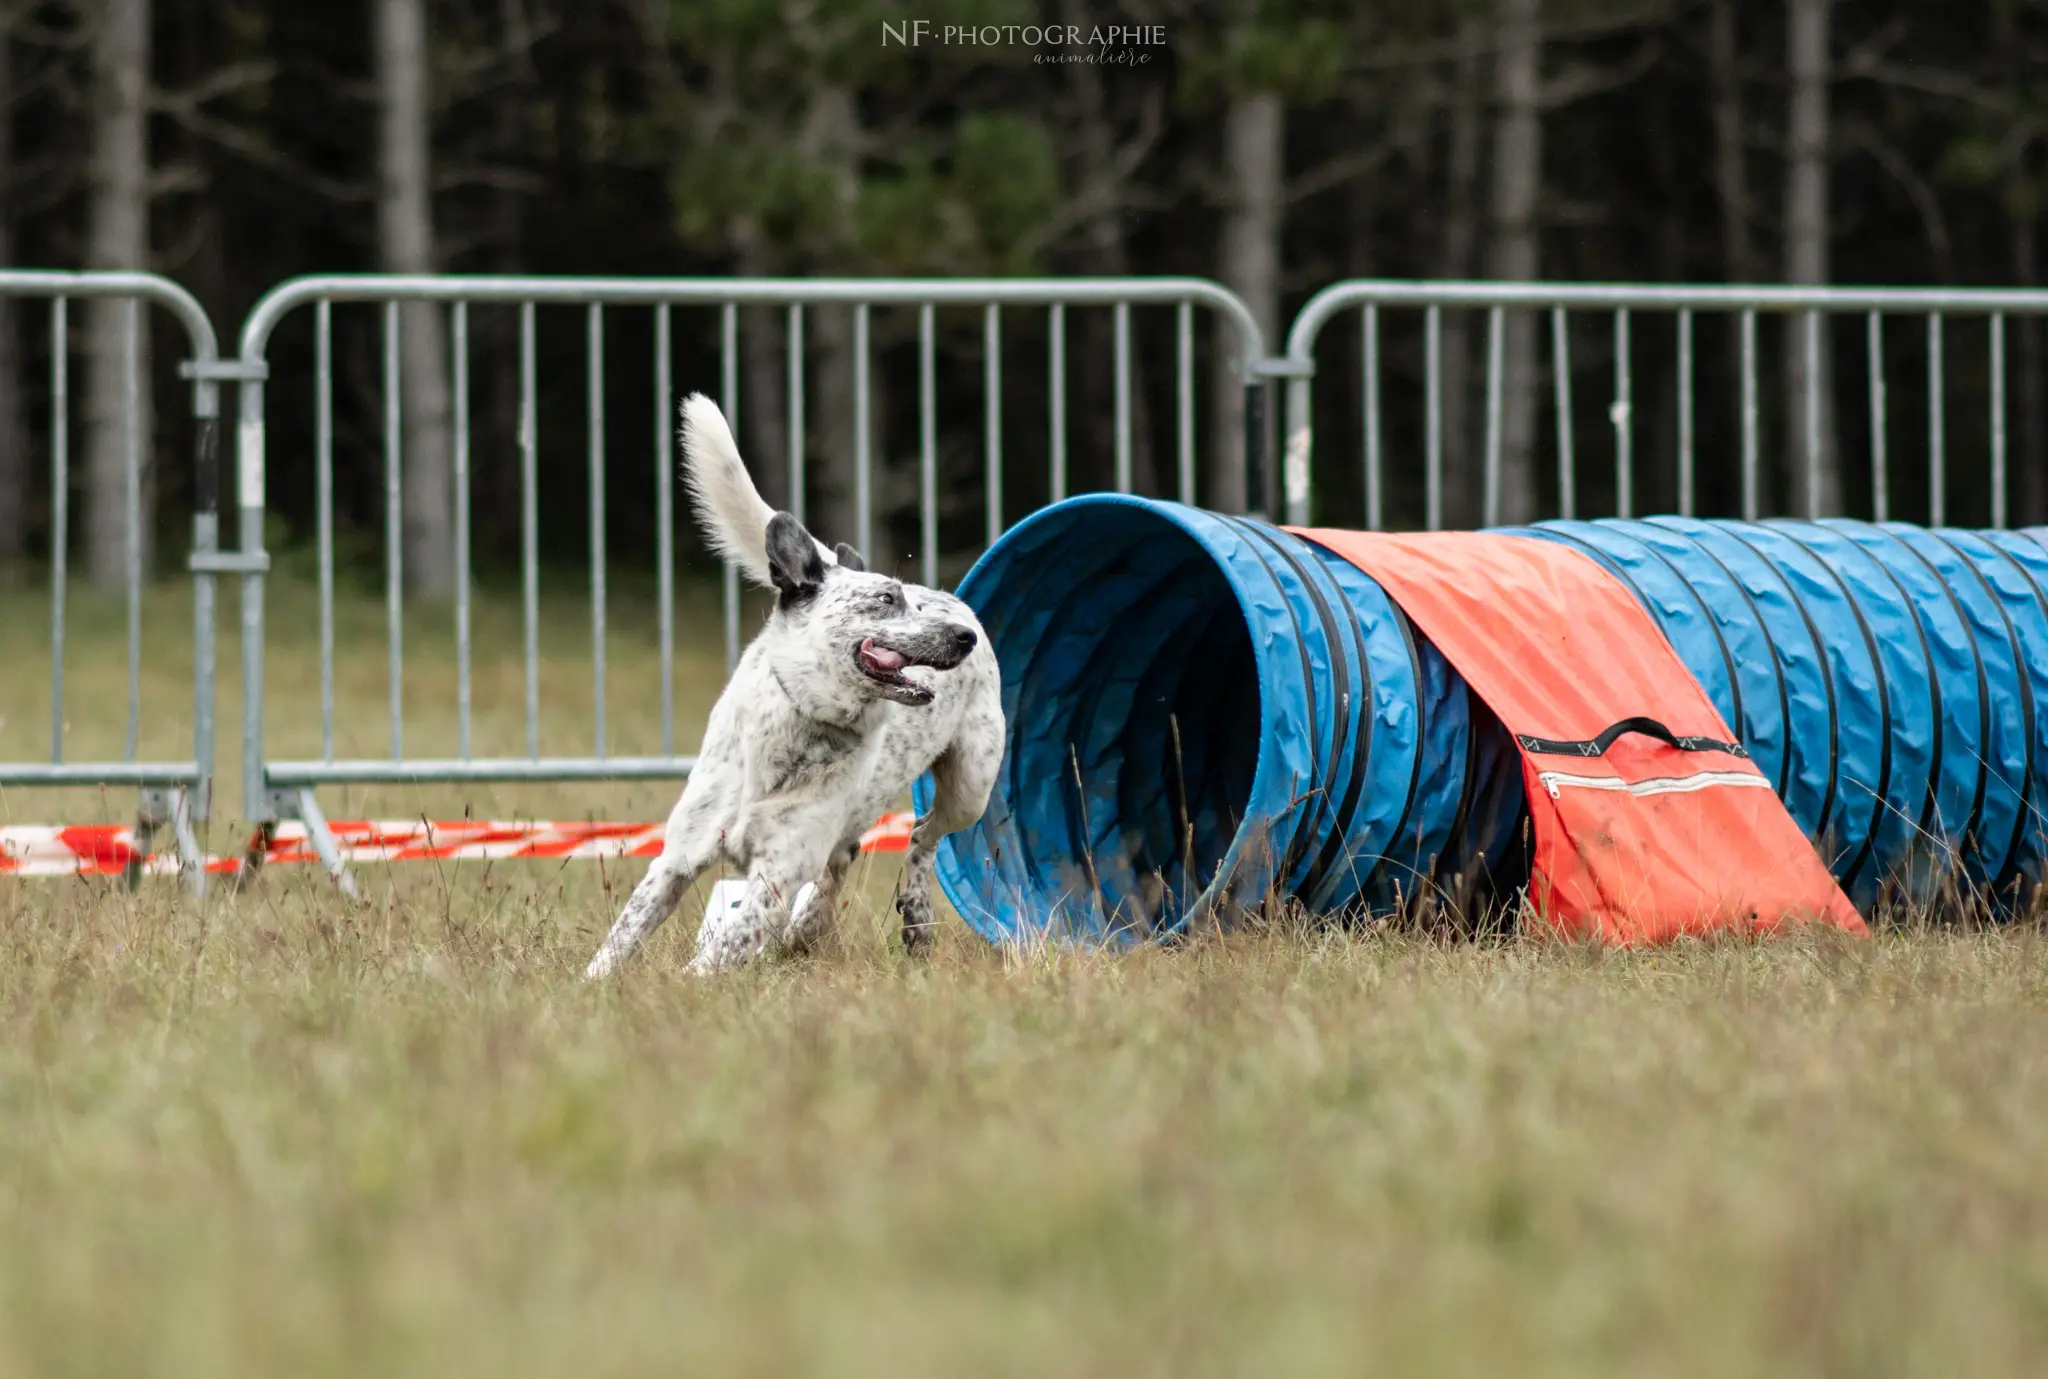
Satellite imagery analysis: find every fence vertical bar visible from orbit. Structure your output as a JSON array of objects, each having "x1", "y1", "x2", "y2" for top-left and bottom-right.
[
  {"x1": 920, "y1": 302, "x2": 937, "y2": 587},
  {"x1": 854, "y1": 303, "x2": 872, "y2": 559},
  {"x1": 1740, "y1": 309, "x2": 1760, "y2": 520},
  {"x1": 1425, "y1": 304, "x2": 1443, "y2": 531},
  {"x1": 1483, "y1": 305, "x2": 1504, "y2": 526},
  {"x1": 985, "y1": 303, "x2": 1002, "y2": 544},
  {"x1": 1548, "y1": 307, "x2": 1575, "y2": 519},
  {"x1": 123, "y1": 299, "x2": 140, "y2": 761},
  {"x1": 786, "y1": 303, "x2": 805, "y2": 525},
  {"x1": 521, "y1": 300, "x2": 540, "y2": 757},
  {"x1": 383, "y1": 300, "x2": 403, "y2": 761},
  {"x1": 316, "y1": 299, "x2": 334, "y2": 760},
  {"x1": 49, "y1": 299, "x2": 66, "y2": 763},
  {"x1": 452, "y1": 301, "x2": 471, "y2": 761},
  {"x1": 1113, "y1": 301, "x2": 1133, "y2": 494},
  {"x1": 588, "y1": 303, "x2": 606, "y2": 758},
  {"x1": 654, "y1": 303, "x2": 673, "y2": 755},
  {"x1": 1867, "y1": 313, "x2": 1887, "y2": 523},
  {"x1": 1049, "y1": 303, "x2": 1067, "y2": 502},
  {"x1": 1362, "y1": 305, "x2": 1382, "y2": 530},
  {"x1": 721, "y1": 304, "x2": 740, "y2": 673},
  {"x1": 1176, "y1": 300, "x2": 1195, "y2": 506},
  {"x1": 236, "y1": 334, "x2": 265, "y2": 821},
  {"x1": 1802, "y1": 310, "x2": 1823, "y2": 517},
  {"x1": 1613, "y1": 307, "x2": 1633, "y2": 519},
  {"x1": 187, "y1": 350, "x2": 221, "y2": 854},
  {"x1": 1676, "y1": 309, "x2": 1694, "y2": 517},
  {"x1": 1991, "y1": 313, "x2": 2007, "y2": 529},
  {"x1": 1929, "y1": 312, "x2": 1946, "y2": 527}
]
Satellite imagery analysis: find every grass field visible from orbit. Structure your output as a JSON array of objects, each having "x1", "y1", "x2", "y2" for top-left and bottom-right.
[{"x1": 3, "y1": 576, "x2": 2048, "y2": 1377}]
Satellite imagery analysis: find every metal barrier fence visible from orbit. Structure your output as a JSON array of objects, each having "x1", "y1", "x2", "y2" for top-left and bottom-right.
[
  {"x1": 227, "y1": 276, "x2": 1272, "y2": 884},
  {"x1": 1280, "y1": 281, "x2": 2048, "y2": 531},
  {"x1": 0, "y1": 270, "x2": 248, "y2": 893},
  {"x1": 7, "y1": 270, "x2": 2044, "y2": 892}
]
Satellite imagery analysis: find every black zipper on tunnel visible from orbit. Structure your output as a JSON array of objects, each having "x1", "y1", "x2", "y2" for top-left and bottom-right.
[
  {"x1": 1645, "y1": 521, "x2": 1797, "y2": 801},
  {"x1": 1763, "y1": 523, "x2": 1896, "y2": 896},
  {"x1": 1227, "y1": 518, "x2": 1369, "y2": 905},
  {"x1": 1945, "y1": 533, "x2": 2048, "y2": 892},
  {"x1": 1540, "y1": 528, "x2": 1749, "y2": 753},
  {"x1": 1718, "y1": 523, "x2": 1846, "y2": 870},
  {"x1": 1872, "y1": 529, "x2": 1990, "y2": 878}
]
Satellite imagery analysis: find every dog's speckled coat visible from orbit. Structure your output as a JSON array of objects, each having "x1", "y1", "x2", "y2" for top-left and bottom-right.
[{"x1": 584, "y1": 395, "x2": 1003, "y2": 976}]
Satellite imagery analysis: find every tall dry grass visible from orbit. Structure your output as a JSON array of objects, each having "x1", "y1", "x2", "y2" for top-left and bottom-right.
[{"x1": 2, "y1": 576, "x2": 2046, "y2": 1377}]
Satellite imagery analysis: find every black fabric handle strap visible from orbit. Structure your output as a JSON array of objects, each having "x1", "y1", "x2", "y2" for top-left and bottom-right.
[{"x1": 1516, "y1": 716, "x2": 1750, "y2": 760}]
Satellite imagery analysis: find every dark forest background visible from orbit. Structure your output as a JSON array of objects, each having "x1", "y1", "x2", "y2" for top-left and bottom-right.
[{"x1": 2, "y1": 0, "x2": 2046, "y2": 592}]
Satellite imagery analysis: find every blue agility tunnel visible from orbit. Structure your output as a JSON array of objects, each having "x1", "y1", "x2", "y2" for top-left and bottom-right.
[{"x1": 916, "y1": 496, "x2": 2048, "y2": 944}]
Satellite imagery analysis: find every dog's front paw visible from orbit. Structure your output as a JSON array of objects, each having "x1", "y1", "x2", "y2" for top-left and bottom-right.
[{"x1": 897, "y1": 896, "x2": 938, "y2": 957}]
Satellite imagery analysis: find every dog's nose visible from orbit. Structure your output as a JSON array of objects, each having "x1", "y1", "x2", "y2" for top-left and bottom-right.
[{"x1": 949, "y1": 625, "x2": 978, "y2": 656}]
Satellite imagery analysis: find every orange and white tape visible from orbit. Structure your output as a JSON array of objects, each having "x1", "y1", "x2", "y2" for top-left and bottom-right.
[{"x1": 0, "y1": 811, "x2": 916, "y2": 878}]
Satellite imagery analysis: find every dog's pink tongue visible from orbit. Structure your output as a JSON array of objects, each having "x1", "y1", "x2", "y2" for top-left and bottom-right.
[{"x1": 861, "y1": 639, "x2": 908, "y2": 672}]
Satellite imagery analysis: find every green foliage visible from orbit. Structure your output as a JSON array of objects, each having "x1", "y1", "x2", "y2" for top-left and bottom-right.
[
  {"x1": 944, "y1": 113, "x2": 1061, "y2": 270},
  {"x1": 1178, "y1": 5, "x2": 1352, "y2": 108},
  {"x1": 660, "y1": 0, "x2": 1056, "y2": 272}
]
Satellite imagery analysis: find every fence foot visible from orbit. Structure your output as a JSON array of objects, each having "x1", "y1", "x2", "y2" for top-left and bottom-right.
[
  {"x1": 232, "y1": 790, "x2": 357, "y2": 900},
  {"x1": 124, "y1": 787, "x2": 207, "y2": 897},
  {"x1": 170, "y1": 787, "x2": 206, "y2": 900},
  {"x1": 294, "y1": 789, "x2": 360, "y2": 901},
  {"x1": 233, "y1": 818, "x2": 275, "y2": 893}
]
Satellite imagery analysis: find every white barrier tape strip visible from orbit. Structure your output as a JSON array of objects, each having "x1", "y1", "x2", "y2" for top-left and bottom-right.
[{"x1": 0, "y1": 812, "x2": 917, "y2": 878}]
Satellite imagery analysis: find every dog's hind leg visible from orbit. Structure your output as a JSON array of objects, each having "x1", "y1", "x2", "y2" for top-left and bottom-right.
[
  {"x1": 896, "y1": 736, "x2": 1000, "y2": 956},
  {"x1": 690, "y1": 825, "x2": 837, "y2": 973},
  {"x1": 783, "y1": 841, "x2": 857, "y2": 955},
  {"x1": 584, "y1": 786, "x2": 732, "y2": 979}
]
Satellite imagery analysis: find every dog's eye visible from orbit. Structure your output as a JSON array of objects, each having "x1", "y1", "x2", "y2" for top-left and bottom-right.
[{"x1": 874, "y1": 586, "x2": 906, "y2": 611}]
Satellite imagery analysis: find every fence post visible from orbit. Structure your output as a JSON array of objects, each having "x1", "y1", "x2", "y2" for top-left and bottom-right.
[
  {"x1": 187, "y1": 376, "x2": 219, "y2": 830},
  {"x1": 236, "y1": 364, "x2": 269, "y2": 824}
]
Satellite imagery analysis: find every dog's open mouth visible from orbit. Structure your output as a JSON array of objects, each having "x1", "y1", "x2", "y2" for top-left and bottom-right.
[{"x1": 856, "y1": 638, "x2": 936, "y2": 704}]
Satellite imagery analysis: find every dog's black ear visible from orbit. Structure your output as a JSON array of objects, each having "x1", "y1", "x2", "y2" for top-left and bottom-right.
[
  {"x1": 832, "y1": 542, "x2": 867, "y2": 573},
  {"x1": 765, "y1": 512, "x2": 826, "y2": 601}
]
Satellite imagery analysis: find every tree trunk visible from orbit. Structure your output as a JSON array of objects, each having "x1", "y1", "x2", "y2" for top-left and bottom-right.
[
  {"x1": 1211, "y1": 90, "x2": 1282, "y2": 516},
  {"x1": 731, "y1": 222, "x2": 789, "y2": 518},
  {"x1": 1997, "y1": 3, "x2": 2045, "y2": 528},
  {"x1": 376, "y1": 0, "x2": 454, "y2": 596},
  {"x1": 1486, "y1": 0, "x2": 1541, "y2": 527},
  {"x1": 1060, "y1": 11, "x2": 1156, "y2": 500},
  {"x1": 1436, "y1": 17, "x2": 1485, "y2": 527},
  {"x1": 1706, "y1": 0, "x2": 1754, "y2": 515},
  {"x1": 481, "y1": 0, "x2": 532, "y2": 565},
  {"x1": 1081, "y1": 190, "x2": 1158, "y2": 501},
  {"x1": 1782, "y1": 0, "x2": 1839, "y2": 516},
  {"x1": 1707, "y1": 0, "x2": 1754, "y2": 284},
  {"x1": 84, "y1": 0, "x2": 153, "y2": 590},
  {"x1": 802, "y1": 85, "x2": 862, "y2": 550},
  {"x1": 0, "y1": 17, "x2": 26, "y2": 570},
  {"x1": 2013, "y1": 198, "x2": 2046, "y2": 528}
]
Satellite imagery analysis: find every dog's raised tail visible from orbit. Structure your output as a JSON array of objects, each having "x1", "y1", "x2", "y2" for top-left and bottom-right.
[{"x1": 679, "y1": 393, "x2": 832, "y2": 587}]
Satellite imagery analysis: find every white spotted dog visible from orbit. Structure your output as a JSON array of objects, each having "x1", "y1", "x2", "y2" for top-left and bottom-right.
[{"x1": 584, "y1": 394, "x2": 1004, "y2": 977}]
